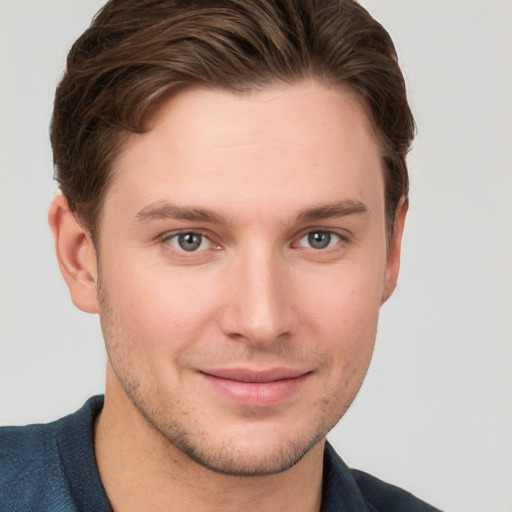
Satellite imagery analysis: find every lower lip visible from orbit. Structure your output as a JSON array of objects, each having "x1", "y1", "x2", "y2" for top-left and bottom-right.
[{"x1": 199, "y1": 373, "x2": 311, "y2": 408}]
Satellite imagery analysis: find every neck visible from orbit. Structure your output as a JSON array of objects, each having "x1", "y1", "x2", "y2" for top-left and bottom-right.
[{"x1": 94, "y1": 373, "x2": 324, "y2": 512}]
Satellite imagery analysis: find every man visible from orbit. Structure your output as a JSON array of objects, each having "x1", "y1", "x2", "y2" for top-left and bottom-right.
[{"x1": 1, "y1": 0, "x2": 442, "y2": 510}]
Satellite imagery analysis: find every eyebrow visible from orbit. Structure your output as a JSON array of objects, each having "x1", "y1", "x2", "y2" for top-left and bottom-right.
[
  {"x1": 134, "y1": 202, "x2": 225, "y2": 224},
  {"x1": 296, "y1": 200, "x2": 368, "y2": 223},
  {"x1": 134, "y1": 199, "x2": 368, "y2": 225}
]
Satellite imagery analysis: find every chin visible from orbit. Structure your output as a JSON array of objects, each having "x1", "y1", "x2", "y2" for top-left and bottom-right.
[
  {"x1": 174, "y1": 431, "x2": 326, "y2": 477},
  {"x1": 143, "y1": 406, "x2": 334, "y2": 477}
]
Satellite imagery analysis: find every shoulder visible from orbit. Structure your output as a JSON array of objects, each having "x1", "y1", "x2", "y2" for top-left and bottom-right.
[
  {"x1": 0, "y1": 396, "x2": 105, "y2": 512},
  {"x1": 350, "y1": 469, "x2": 442, "y2": 512},
  {"x1": 322, "y1": 442, "x2": 443, "y2": 512},
  {"x1": 1, "y1": 419, "x2": 71, "y2": 510}
]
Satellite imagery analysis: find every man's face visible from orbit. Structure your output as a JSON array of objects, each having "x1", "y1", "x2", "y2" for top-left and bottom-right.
[{"x1": 94, "y1": 81, "x2": 401, "y2": 475}]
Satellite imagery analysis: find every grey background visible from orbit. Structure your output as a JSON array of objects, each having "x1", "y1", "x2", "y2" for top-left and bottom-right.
[{"x1": 1, "y1": 1, "x2": 511, "y2": 511}]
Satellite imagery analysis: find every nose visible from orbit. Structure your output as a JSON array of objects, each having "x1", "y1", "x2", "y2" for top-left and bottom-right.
[{"x1": 219, "y1": 246, "x2": 296, "y2": 347}]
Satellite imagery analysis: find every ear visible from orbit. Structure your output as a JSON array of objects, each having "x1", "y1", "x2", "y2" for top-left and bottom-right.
[
  {"x1": 48, "y1": 195, "x2": 99, "y2": 314},
  {"x1": 382, "y1": 196, "x2": 408, "y2": 303}
]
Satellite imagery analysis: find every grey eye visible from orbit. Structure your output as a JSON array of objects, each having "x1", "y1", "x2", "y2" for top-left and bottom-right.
[
  {"x1": 165, "y1": 231, "x2": 214, "y2": 254},
  {"x1": 297, "y1": 230, "x2": 342, "y2": 250},
  {"x1": 177, "y1": 232, "x2": 203, "y2": 251},
  {"x1": 307, "y1": 231, "x2": 332, "y2": 249}
]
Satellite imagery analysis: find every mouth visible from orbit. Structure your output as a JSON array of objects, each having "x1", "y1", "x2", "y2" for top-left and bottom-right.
[{"x1": 198, "y1": 367, "x2": 312, "y2": 408}]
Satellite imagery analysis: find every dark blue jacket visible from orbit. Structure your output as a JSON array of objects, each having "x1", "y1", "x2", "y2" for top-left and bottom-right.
[{"x1": 1, "y1": 396, "x2": 442, "y2": 511}]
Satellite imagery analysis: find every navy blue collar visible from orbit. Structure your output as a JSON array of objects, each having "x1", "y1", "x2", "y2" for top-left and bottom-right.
[{"x1": 57, "y1": 396, "x2": 438, "y2": 512}]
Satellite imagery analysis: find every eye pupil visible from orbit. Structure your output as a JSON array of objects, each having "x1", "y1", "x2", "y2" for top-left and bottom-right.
[
  {"x1": 178, "y1": 232, "x2": 202, "y2": 251},
  {"x1": 308, "y1": 231, "x2": 331, "y2": 249}
]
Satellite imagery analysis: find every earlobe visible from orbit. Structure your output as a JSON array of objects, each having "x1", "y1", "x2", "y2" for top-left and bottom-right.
[
  {"x1": 48, "y1": 195, "x2": 99, "y2": 314},
  {"x1": 382, "y1": 197, "x2": 408, "y2": 303}
]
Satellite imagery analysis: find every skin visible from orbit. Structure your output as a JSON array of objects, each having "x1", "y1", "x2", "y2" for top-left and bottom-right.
[{"x1": 49, "y1": 81, "x2": 407, "y2": 512}]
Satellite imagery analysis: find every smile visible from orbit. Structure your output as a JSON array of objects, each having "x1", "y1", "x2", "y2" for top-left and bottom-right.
[{"x1": 198, "y1": 368, "x2": 312, "y2": 408}]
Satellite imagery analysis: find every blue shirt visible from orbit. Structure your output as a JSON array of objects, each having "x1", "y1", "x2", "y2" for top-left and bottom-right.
[{"x1": 1, "y1": 396, "x2": 441, "y2": 511}]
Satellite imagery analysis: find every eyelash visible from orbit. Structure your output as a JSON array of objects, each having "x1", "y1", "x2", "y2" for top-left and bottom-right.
[{"x1": 161, "y1": 229, "x2": 348, "y2": 256}]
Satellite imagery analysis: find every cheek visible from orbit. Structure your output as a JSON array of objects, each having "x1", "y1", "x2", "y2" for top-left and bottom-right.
[
  {"x1": 101, "y1": 259, "x2": 222, "y2": 356},
  {"x1": 297, "y1": 259, "x2": 385, "y2": 333},
  {"x1": 294, "y1": 259, "x2": 384, "y2": 381}
]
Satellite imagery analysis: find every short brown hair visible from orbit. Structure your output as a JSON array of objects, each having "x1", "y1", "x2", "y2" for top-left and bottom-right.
[{"x1": 51, "y1": 0, "x2": 414, "y2": 240}]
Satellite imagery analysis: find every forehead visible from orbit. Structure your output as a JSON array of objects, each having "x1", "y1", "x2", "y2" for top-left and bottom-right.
[{"x1": 106, "y1": 81, "x2": 384, "y2": 224}]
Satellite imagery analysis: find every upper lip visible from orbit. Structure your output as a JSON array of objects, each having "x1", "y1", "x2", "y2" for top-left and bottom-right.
[{"x1": 199, "y1": 368, "x2": 310, "y2": 383}]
